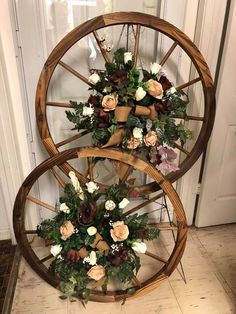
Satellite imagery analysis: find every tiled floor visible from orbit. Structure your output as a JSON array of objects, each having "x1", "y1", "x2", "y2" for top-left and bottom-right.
[
  {"x1": 0, "y1": 240, "x2": 16, "y2": 312},
  {"x1": 11, "y1": 225, "x2": 236, "y2": 314}
]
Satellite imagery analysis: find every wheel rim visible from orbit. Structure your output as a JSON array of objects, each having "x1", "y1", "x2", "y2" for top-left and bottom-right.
[
  {"x1": 36, "y1": 12, "x2": 215, "y2": 194},
  {"x1": 13, "y1": 147, "x2": 187, "y2": 302}
]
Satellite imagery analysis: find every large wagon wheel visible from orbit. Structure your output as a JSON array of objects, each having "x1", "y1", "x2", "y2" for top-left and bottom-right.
[
  {"x1": 13, "y1": 148, "x2": 187, "y2": 302},
  {"x1": 36, "y1": 12, "x2": 215, "y2": 194}
]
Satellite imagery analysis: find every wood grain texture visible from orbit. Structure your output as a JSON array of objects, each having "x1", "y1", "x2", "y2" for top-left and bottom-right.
[
  {"x1": 13, "y1": 147, "x2": 187, "y2": 303},
  {"x1": 35, "y1": 12, "x2": 216, "y2": 194}
]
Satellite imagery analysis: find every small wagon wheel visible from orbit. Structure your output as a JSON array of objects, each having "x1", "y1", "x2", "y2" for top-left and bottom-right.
[
  {"x1": 36, "y1": 12, "x2": 215, "y2": 194},
  {"x1": 13, "y1": 148, "x2": 187, "y2": 302}
]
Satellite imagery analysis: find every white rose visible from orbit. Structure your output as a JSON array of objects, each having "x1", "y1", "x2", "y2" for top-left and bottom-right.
[
  {"x1": 69, "y1": 171, "x2": 84, "y2": 200},
  {"x1": 124, "y1": 52, "x2": 132, "y2": 64},
  {"x1": 166, "y1": 87, "x2": 177, "y2": 95},
  {"x1": 86, "y1": 181, "x2": 99, "y2": 194},
  {"x1": 59, "y1": 203, "x2": 70, "y2": 214},
  {"x1": 135, "y1": 87, "x2": 146, "y2": 101},
  {"x1": 82, "y1": 106, "x2": 94, "y2": 117},
  {"x1": 87, "y1": 226, "x2": 97, "y2": 236},
  {"x1": 88, "y1": 73, "x2": 100, "y2": 85},
  {"x1": 133, "y1": 127, "x2": 143, "y2": 139},
  {"x1": 83, "y1": 250, "x2": 97, "y2": 265},
  {"x1": 118, "y1": 198, "x2": 130, "y2": 209},
  {"x1": 132, "y1": 241, "x2": 147, "y2": 253},
  {"x1": 105, "y1": 200, "x2": 116, "y2": 211},
  {"x1": 50, "y1": 244, "x2": 62, "y2": 256},
  {"x1": 150, "y1": 62, "x2": 162, "y2": 75}
]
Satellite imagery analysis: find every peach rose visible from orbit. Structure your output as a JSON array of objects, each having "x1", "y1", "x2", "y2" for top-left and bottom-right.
[
  {"x1": 110, "y1": 221, "x2": 129, "y2": 242},
  {"x1": 87, "y1": 265, "x2": 105, "y2": 281},
  {"x1": 147, "y1": 79, "x2": 163, "y2": 99},
  {"x1": 102, "y1": 94, "x2": 118, "y2": 111},
  {"x1": 126, "y1": 137, "x2": 141, "y2": 149},
  {"x1": 60, "y1": 221, "x2": 74, "y2": 240},
  {"x1": 144, "y1": 131, "x2": 158, "y2": 147}
]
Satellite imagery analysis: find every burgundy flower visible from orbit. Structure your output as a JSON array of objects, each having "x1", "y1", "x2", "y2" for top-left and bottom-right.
[
  {"x1": 155, "y1": 100, "x2": 172, "y2": 114},
  {"x1": 110, "y1": 70, "x2": 128, "y2": 85},
  {"x1": 88, "y1": 95, "x2": 100, "y2": 106},
  {"x1": 108, "y1": 246, "x2": 130, "y2": 266},
  {"x1": 79, "y1": 201, "x2": 97, "y2": 224},
  {"x1": 65, "y1": 249, "x2": 80, "y2": 263},
  {"x1": 94, "y1": 108, "x2": 110, "y2": 127},
  {"x1": 159, "y1": 76, "x2": 172, "y2": 91}
]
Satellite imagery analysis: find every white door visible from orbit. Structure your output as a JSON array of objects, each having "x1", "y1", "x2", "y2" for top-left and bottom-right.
[{"x1": 196, "y1": 0, "x2": 236, "y2": 227}]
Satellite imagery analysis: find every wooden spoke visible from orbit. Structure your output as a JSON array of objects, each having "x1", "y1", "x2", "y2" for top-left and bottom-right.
[
  {"x1": 132, "y1": 276, "x2": 141, "y2": 287},
  {"x1": 145, "y1": 251, "x2": 168, "y2": 264},
  {"x1": 124, "y1": 192, "x2": 165, "y2": 216},
  {"x1": 176, "y1": 77, "x2": 201, "y2": 90},
  {"x1": 24, "y1": 230, "x2": 37, "y2": 234},
  {"x1": 172, "y1": 114, "x2": 204, "y2": 121},
  {"x1": 55, "y1": 130, "x2": 90, "y2": 148},
  {"x1": 27, "y1": 195, "x2": 57, "y2": 213},
  {"x1": 120, "y1": 165, "x2": 134, "y2": 184},
  {"x1": 133, "y1": 25, "x2": 141, "y2": 66},
  {"x1": 50, "y1": 168, "x2": 66, "y2": 189},
  {"x1": 174, "y1": 143, "x2": 191, "y2": 156},
  {"x1": 87, "y1": 157, "x2": 94, "y2": 181},
  {"x1": 93, "y1": 31, "x2": 111, "y2": 63},
  {"x1": 40, "y1": 254, "x2": 53, "y2": 263},
  {"x1": 160, "y1": 41, "x2": 178, "y2": 66},
  {"x1": 46, "y1": 102, "x2": 73, "y2": 108},
  {"x1": 59, "y1": 61, "x2": 92, "y2": 86},
  {"x1": 186, "y1": 115, "x2": 204, "y2": 121}
]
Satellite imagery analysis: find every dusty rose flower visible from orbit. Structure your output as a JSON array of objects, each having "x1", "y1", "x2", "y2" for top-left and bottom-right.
[
  {"x1": 87, "y1": 265, "x2": 105, "y2": 281},
  {"x1": 126, "y1": 137, "x2": 141, "y2": 149},
  {"x1": 60, "y1": 221, "x2": 74, "y2": 240},
  {"x1": 144, "y1": 131, "x2": 158, "y2": 147},
  {"x1": 147, "y1": 79, "x2": 163, "y2": 99},
  {"x1": 102, "y1": 94, "x2": 118, "y2": 111},
  {"x1": 110, "y1": 221, "x2": 129, "y2": 242}
]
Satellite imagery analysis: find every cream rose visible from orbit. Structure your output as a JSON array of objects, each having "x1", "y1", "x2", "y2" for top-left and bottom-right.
[
  {"x1": 86, "y1": 181, "x2": 99, "y2": 194},
  {"x1": 133, "y1": 127, "x2": 143, "y2": 139},
  {"x1": 135, "y1": 87, "x2": 146, "y2": 101},
  {"x1": 124, "y1": 52, "x2": 132, "y2": 64},
  {"x1": 126, "y1": 137, "x2": 140, "y2": 149},
  {"x1": 83, "y1": 251, "x2": 97, "y2": 266},
  {"x1": 60, "y1": 221, "x2": 74, "y2": 241},
  {"x1": 118, "y1": 198, "x2": 130, "y2": 209},
  {"x1": 132, "y1": 241, "x2": 147, "y2": 253},
  {"x1": 150, "y1": 62, "x2": 162, "y2": 75},
  {"x1": 87, "y1": 226, "x2": 97, "y2": 236},
  {"x1": 144, "y1": 131, "x2": 158, "y2": 147},
  {"x1": 87, "y1": 265, "x2": 105, "y2": 281},
  {"x1": 88, "y1": 73, "x2": 100, "y2": 85},
  {"x1": 110, "y1": 221, "x2": 129, "y2": 242},
  {"x1": 50, "y1": 244, "x2": 62, "y2": 256},
  {"x1": 82, "y1": 105, "x2": 94, "y2": 117},
  {"x1": 102, "y1": 94, "x2": 118, "y2": 111},
  {"x1": 105, "y1": 200, "x2": 116, "y2": 211},
  {"x1": 59, "y1": 203, "x2": 70, "y2": 214},
  {"x1": 147, "y1": 79, "x2": 163, "y2": 99},
  {"x1": 69, "y1": 171, "x2": 84, "y2": 200},
  {"x1": 166, "y1": 86, "x2": 177, "y2": 95}
]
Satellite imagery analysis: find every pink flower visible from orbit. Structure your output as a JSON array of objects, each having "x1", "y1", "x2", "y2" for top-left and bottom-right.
[{"x1": 157, "y1": 146, "x2": 179, "y2": 172}]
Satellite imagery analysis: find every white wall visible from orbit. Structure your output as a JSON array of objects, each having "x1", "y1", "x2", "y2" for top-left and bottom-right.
[{"x1": 0, "y1": 0, "x2": 33, "y2": 242}]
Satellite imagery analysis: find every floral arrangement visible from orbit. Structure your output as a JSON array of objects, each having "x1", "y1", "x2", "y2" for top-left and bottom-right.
[
  {"x1": 66, "y1": 48, "x2": 192, "y2": 172},
  {"x1": 37, "y1": 171, "x2": 160, "y2": 303}
]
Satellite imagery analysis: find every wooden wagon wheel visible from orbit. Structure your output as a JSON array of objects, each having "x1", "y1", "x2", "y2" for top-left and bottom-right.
[
  {"x1": 36, "y1": 12, "x2": 215, "y2": 194},
  {"x1": 13, "y1": 148, "x2": 187, "y2": 302}
]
